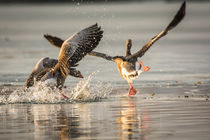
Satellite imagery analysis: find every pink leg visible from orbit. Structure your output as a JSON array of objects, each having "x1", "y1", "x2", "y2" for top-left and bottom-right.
[
  {"x1": 139, "y1": 61, "x2": 150, "y2": 72},
  {"x1": 61, "y1": 94, "x2": 69, "y2": 99},
  {"x1": 59, "y1": 89, "x2": 69, "y2": 99},
  {"x1": 128, "y1": 83, "x2": 137, "y2": 96}
]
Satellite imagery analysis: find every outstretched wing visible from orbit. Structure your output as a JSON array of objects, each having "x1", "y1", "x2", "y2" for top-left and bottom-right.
[
  {"x1": 88, "y1": 51, "x2": 114, "y2": 61},
  {"x1": 66, "y1": 23, "x2": 103, "y2": 66},
  {"x1": 126, "y1": 1, "x2": 186, "y2": 60},
  {"x1": 44, "y1": 34, "x2": 64, "y2": 48},
  {"x1": 44, "y1": 34, "x2": 115, "y2": 62},
  {"x1": 53, "y1": 23, "x2": 103, "y2": 78}
]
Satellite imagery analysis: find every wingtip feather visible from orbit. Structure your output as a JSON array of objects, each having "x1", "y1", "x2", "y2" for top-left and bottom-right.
[
  {"x1": 165, "y1": 1, "x2": 186, "y2": 31},
  {"x1": 43, "y1": 34, "x2": 48, "y2": 38}
]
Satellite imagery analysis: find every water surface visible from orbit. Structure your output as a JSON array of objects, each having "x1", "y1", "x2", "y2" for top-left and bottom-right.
[
  {"x1": 0, "y1": 2, "x2": 210, "y2": 140},
  {"x1": 1, "y1": 96, "x2": 210, "y2": 140}
]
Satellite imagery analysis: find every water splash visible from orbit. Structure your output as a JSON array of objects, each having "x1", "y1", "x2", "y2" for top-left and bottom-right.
[
  {"x1": 63, "y1": 72, "x2": 112, "y2": 102},
  {"x1": 0, "y1": 72, "x2": 112, "y2": 104}
]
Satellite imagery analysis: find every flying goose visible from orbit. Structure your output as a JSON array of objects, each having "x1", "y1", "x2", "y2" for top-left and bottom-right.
[
  {"x1": 25, "y1": 24, "x2": 103, "y2": 96},
  {"x1": 44, "y1": 2, "x2": 186, "y2": 96}
]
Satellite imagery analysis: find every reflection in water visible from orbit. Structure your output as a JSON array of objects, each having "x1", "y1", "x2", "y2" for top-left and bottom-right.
[
  {"x1": 1, "y1": 97, "x2": 210, "y2": 140},
  {"x1": 116, "y1": 97, "x2": 150, "y2": 140},
  {"x1": 32, "y1": 104, "x2": 95, "y2": 140},
  {"x1": 0, "y1": 97, "x2": 151, "y2": 140},
  {"x1": 0, "y1": 104, "x2": 96, "y2": 140}
]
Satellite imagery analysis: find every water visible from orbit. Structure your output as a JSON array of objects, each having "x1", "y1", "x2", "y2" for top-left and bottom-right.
[
  {"x1": 0, "y1": 72, "x2": 112, "y2": 104},
  {"x1": 1, "y1": 97, "x2": 210, "y2": 140},
  {"x1": 0, "y1": 2, "x2": 210, "y2": 85},
  {"x1": 0, "y1": 1, "x2": 210, "y2": 140}
]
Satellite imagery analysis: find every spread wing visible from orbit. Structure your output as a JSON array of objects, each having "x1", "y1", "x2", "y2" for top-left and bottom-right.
[
  {"x1": 44, "y1": 34, "x2": 64, "y2": 48},
  {"x1": 65, "y1": 23, "x2": 103, "y2": 66},
  {"x1": 53, "y1": 23, "x2": 103, "y2": 78},
  {"x1": 126, "y1": 1, "x2": 186, "y2": 60},
  {"x1": 44, "y1": 34, "x2": 114, "y2": 62},
  {"x1": 44, "y1": 34, "x2": 115, "y2": 63},
  {"x1": 44, "y1": 34, "x2": 115, "y2": 62},
  {"x1": 88, "y1": 51, "x2": 114, "y2": 61}
]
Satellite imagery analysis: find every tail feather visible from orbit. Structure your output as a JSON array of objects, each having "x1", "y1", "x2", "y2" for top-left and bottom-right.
[{"x1": 69, "y1": 68, "x2": 83, "y2": 78}]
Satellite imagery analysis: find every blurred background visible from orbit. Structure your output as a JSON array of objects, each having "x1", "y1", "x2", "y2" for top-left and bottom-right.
[
  {"x1": 1, "y1": 0, "x2": 210, "y2": 3},
  {"x1": 1, "y1": 2, "x2": 210, "y2": 140},
  {"x1": 0, "y1": 0, "x2": 210, "y2": 87}
]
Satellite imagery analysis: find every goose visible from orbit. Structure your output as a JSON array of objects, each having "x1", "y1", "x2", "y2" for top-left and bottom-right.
[
  {"x1": 25, "y1": 23, "x2": 103, "y2": 98},
  {"x1": 25, "y1": 57, "x2": 83, "y2": 88},
  {"x1": 44, "y1": 2, "x2": 185, "y2": 96}
]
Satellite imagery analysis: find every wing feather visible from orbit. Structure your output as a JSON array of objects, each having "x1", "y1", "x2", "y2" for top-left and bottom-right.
[
  {"x1": 53, "y1": 23, "x2": 103, "y2": 78},
  {"x1": 88, "y1": 51, "x2": 114, "y2": 61},
  {"x1": 44, "y1": 34, "x2": 64, "y2": 48},
  {"x1": 126, "y1": 1, "x2": 186, "y2": 60}
]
